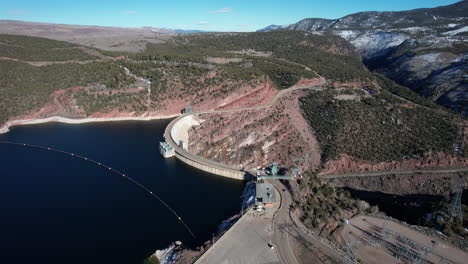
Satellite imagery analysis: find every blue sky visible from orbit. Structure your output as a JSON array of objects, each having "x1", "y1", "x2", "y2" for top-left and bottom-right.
[{"x1": 0, "y1": 0, "x2": 461, "y2": 31}]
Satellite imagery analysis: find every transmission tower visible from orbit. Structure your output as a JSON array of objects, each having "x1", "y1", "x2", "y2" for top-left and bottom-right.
[
  {"x1": 291, "y1": 154, "x2": 309, "y2": 176},
  {"x1": 449, "y1": 176, "x2": 464, "y2": 223}
]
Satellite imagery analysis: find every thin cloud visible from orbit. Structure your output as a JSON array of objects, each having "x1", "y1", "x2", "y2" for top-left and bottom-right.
[
  {"x1": 196, "y1": 21, "x2": 209, "y2": 25},
  {"x1": 7, "y1": 10, "x2": 26, "y2": 15},
  {"x1": 123, "y1": 11, "x2": 137, "y2": 15},
  {"x1": 236, "y1": 24, "x2": 250, "y2": 27},
  {"x1": 210, "y1": 7, "x2": 232, "y2": 14}
]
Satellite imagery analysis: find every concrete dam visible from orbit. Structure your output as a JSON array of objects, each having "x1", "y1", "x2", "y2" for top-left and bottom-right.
[{"x1": 162, "y1": 114, "x2": 246, "y2": 180}]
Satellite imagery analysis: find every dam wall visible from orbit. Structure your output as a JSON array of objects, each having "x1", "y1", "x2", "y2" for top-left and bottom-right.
[
  {"x1": 164, "y1": 114, "x2": 246, "y2": 180},
  {"x1": 175, "y1": 152, "x2": 245, "y2": 180}
]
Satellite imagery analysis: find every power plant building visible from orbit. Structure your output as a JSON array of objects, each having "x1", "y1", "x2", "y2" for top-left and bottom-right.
[
  {"x1": 159, "y1": 141, "x2": 175, "y2": 158},
  {"x1": 255, "y1": 182, "x2": 277, "y2": 207}
]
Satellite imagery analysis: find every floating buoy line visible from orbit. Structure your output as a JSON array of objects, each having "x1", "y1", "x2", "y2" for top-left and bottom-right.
[{"x1": 0, "y1": 140, "x2": 196, "y2": 239}]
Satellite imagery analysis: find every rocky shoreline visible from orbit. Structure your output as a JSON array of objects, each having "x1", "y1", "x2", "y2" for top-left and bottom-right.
[{"x1": 0, "y1": 114, "x2": 179, "y2": 134}]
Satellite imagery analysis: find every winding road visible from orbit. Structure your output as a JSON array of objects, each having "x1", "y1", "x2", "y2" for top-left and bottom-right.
[
  {"x1": 162, "y1": 77, "x2": 345, "y2": 262},
  {"x1": 163, "y1": 77, "x2": 327, "y2": 179},
  {"x1": 164, "y1": 74, "x2": 465, "y2": 263},
  {"x1": 270, "y1": 181, "x2": 352, "y2": 264}
]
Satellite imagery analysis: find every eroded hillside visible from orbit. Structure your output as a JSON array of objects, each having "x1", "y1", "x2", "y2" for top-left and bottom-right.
[{"x1": 188, "y1": 87, "x2": 321, "y2": 173}]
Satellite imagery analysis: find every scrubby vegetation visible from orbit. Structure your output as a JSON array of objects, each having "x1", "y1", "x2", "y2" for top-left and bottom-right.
[
  {"x1": 0, "y1": 60, "x2": 133, "y2": 124},
  {"x1": 374, "y1": 73, "x2": 447, "y2": 110},
  {"x1": 0, "y1": 32, "x2": 375, "y2": 126},
  {"x1": 300, "y1": 89, "x2": 462, "y2": 162},
  {"x1": 0, "y1": 34, "x2": 98, "y2": 61},
  {"x1": 250, "y1": 58, "x2": 317, "y2": 88},
  {"x1": 1, "y1": 31, "x2": 463, "y2": 165},
  {"x1": 293, "y1": 172, "x2": 377, "y2": 233},
  {"x1": 74, "y1": 90, "x2": 147, "y2": 115},
  {"x1": 413, "y1": 42, "x2": 468, "y2": 56},
  {"x1": 427, "y1": 201, "x2": 468, "y2": 239},
  {"x1": 120, "y1": 60, "x2": 262, "y2": 104},
  {"x1": 160, "y1": 31, "x2": 374, "y2": 83}
]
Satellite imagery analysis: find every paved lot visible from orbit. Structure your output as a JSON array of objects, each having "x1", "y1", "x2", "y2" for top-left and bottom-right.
[{"x1": 195, "y1": 190, "x2": 280, "y2": 264}]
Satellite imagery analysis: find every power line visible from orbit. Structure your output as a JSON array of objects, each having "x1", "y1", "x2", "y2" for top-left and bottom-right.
[{"x1": 0, "y1": 140, "x2": 197, "y2": 239}]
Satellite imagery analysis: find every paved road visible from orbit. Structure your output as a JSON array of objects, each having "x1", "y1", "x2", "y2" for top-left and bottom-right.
[
  {"x1": 321, "y1": 168, "x2": 468, "y2": 179},
  {"x1": 270, "y1": 181, "x2": 300, "y2": 264},
  {"x1": 270, "y1": 181, "x2": 351, "y2": 264},
  {"x1": 163, "y1": 73, "x2": 466, "y2": 263},
  {"x1": 163, "y1": 78, "x2": 327, "y2": 176},
  {"x1": 165, "y1": 74, "x2": 468, "y2": 184}
]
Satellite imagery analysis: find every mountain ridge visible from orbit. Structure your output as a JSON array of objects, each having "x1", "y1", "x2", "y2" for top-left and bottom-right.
[
  {"x1": 259, "y1": 1, "x2": 468, "y2": 32},
  {"x1": 257, "y1": 0, "x2": 468, "y2": 115}
]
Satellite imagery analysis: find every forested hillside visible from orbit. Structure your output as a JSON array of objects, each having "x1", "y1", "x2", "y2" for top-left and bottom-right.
[
  {"x1": 300, "y1": 89, "x2": 462, "y2": 163},
  {"x1": 0, "y1": 34, "x2": 98, "y2": 61},
  {"x1": 1, "y1": 33, "x2": 465, "y2": 167},
  {"x1": 0, "y1": 32, "x2": 372, "y2": 125},
  {"x1": 157, "y1": 31, "x2": 373, "y2": 83},
  {"x1": 0, "y1": 60, "x2": 133, "y2": 124}
]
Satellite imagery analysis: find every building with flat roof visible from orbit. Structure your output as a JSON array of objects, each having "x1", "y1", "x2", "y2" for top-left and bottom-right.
[
  {"x1": 256, "y1": 182, "x2": 277, "y2": 207},
  {"x1": 159, "y1": 141, "x2": 175, "y2": 158}
]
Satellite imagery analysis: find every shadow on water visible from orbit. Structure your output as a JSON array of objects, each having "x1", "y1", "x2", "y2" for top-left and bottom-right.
[{"x1": 0, "y1": 121, "x2": 244, "y2": 264}]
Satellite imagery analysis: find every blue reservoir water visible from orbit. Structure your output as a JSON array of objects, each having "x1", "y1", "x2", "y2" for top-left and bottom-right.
[{"x1": 0, "y1": 120, "x2": 244, "y2": 264}]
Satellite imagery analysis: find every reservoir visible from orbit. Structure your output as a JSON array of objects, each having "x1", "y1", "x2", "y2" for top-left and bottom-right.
[{"x1": 0, "y1": 120, "x2": 244, "y2": 264}]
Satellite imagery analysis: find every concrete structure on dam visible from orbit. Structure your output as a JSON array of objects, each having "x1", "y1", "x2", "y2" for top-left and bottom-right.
[{"x1": 163, "y1": 114, "x2": 246, "y2": 180}]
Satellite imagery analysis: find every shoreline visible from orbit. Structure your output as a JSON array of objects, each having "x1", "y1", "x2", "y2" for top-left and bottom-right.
[{"x1": 0, "y1": 114, "x2": 180, "y2": 134}]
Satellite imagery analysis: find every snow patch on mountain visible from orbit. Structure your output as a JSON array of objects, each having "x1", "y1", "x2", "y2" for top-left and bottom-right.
[
  {"x1": 337, "y1": 30, "x2": 358, "y2": 39},
  {"x1": 347, "y1": 31, "x2": 408, "y2": 58},
  {"x1": 400, "y1": 27, "x2": 432, "y2": 34},
  {"x1": 418, "y1": 53, "x2": 443, "y2": 64},
  {"x1": 443, "y1": 26, "x2": 468, "y2": 36}
]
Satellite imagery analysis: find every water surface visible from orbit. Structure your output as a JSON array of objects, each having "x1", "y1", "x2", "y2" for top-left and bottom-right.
[{"x1": 0, "y1": 120, "x2": 244, "y2": 264}]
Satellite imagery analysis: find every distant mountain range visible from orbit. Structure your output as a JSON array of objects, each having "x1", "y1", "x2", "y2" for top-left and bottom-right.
[
  {"x1": 258, "y1": 1, "x2": 468, "y2": 115},
  {"x1": 0, "y1": 20, "x2": 210, "y2": 36},
  {"x1": 259, "y1": 1, "x2": 467, "y2": 32},
  {"x1": 174, "y1": 29, "x2": 211, "y2": 34},
  {"x1": 0, "y1": 20, "x2": 175, "y2": 36},
  {"x1": 257, "y1": 24, "x2": 289, "y2": 32},
  {"x1": 0, "y1": 20, "x2": 211, "y2": 52}
]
